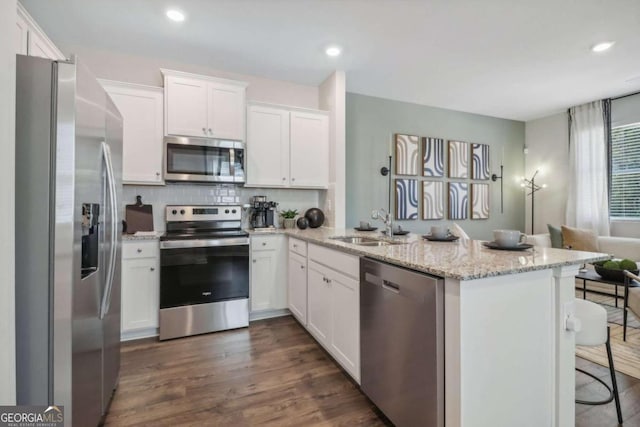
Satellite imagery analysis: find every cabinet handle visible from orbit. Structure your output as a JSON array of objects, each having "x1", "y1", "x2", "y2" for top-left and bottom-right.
[
  {"x1": 300, "y1": 265, "x2": 305, "y2": 270},
  {"x1": 293, "y1": 244, "x2": 298, "y2": 248},
  {"x1": 156, "y1": 172, "x2": 160, "y2": 177},
  {"x1": 202, "y1": 127, "x2": 207, "y2": 133},
  {"x1": 150, "y1": 267, "x2": 155, "y2": 271},
  {"x1": 137, "y1": 248, "x2": 142, "y2": 253},
  {"x1": 208, "y1": 128, "x2": 212, "y2": 134},
  {"x1": 292, "y1": 178, "x2": 296, "y2": 182},
  {"x1": 262, "y1": 242, "x2": 266, "y2": 246},
  {"x1": 253, "y1": 259, "x2": 256, "y2": 263},
  {"x1": 282, "y1": 177, "x2": 286, "y2": 181}
]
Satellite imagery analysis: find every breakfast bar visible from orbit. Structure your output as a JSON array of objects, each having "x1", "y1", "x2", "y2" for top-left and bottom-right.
[{"x1": 281, "y1": 227, "x2": 610, "y2": 427}]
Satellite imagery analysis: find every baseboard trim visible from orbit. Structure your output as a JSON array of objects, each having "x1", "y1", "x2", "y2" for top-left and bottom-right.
[
  {"x1": 121, "y1": 327, "x2": 158, "y2": 342},
  {"x1": 250, "y1": 308, "x2": 291, "y2": 322}
]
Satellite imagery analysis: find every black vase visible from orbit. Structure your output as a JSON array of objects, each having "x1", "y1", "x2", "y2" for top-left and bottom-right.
[
  {"x1": 296, "y1": 217, "x2": 309, "y2": 230},
  {"x1": 305, "y1": 208, "x2": 325, "y2": 228}
]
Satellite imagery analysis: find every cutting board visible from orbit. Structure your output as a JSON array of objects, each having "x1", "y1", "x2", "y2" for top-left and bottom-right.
[{"x1": 125, "y1": 195, "x2": 154, "y2": 233}]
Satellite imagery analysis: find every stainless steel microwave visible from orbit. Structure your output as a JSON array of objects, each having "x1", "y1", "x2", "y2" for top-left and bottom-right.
[{"x1": 164, "y1": 136, "x2": 245, "y2": 184}]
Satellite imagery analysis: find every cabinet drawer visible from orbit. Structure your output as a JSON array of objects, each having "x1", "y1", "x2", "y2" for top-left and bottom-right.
[
  {"x1": 251, "y1": 235, "x2": 280, "y2": 251},
  {"x1": 122, "y1": 240, "x2": 159, "y2": 260},
  {"x1": 308, "y1": 243, "x2": 359, "y2": 279},
  {"x1": 289, "y1": 238, "x2": 307, "y2": 257}
]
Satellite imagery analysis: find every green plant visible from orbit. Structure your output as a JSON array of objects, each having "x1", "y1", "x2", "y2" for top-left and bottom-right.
[
  {"x1": 280, "y1": 209, "x2": 298, "y2": 219},
  {"x1": 619, "y1": 259, "x2": 638, "y2": 270},
  {"x1": 603, "y1": 260, "x2": 621, "y2": 270}
]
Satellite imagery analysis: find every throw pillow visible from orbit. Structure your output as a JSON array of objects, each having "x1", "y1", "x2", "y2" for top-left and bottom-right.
[
  {"x1": 560, "y1": 225, "x2": 599, "y2": 252},
  {"x1": 547, "y1": 224, "x2": 563, "y2": 249}
]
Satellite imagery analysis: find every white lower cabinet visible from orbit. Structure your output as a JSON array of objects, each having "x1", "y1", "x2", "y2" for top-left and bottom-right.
[
  {"x1": 121, "y1": 241, "x2": 159, "y2": 340},
  {"x1": 288, "y1": 251, "x2": 308, "y2": 325},
  {"x1": 296, "y1": 242, "x2": 361, "y2": 383},
  {"x1": 250, "y1": 235, "x2": 287, "y2": 314}
]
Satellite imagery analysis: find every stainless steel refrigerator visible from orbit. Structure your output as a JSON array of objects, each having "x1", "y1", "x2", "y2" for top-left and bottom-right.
[{"x1": 15, "y1": 55, "x2": 123, "y2": 427}]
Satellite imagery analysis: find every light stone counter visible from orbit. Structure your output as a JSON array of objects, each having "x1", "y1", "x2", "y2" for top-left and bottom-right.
[
  {"x1": 268, "y1": 227, "x2": 610, "y2": 280},
  {"x1": 122, "y1": 232, "x2": 161, "y2": 241}
]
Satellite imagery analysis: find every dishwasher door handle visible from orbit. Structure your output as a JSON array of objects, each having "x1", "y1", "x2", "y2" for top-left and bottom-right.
[{"x1": 382, "y1": 280, "x2": 400, "y2": 293}]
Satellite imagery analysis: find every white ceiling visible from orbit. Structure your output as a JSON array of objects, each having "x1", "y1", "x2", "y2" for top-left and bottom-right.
[{"x1": 20, "y1": 0, "x2": 640, "y2": 121}]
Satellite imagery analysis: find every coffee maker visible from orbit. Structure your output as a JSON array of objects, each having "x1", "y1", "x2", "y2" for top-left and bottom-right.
[{"x1": 250, "y1": 195, "x2": 278, "y2": 229}]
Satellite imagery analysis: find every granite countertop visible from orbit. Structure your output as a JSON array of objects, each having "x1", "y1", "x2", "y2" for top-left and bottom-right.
[
  {"x1": 122, "y1": 232, "x2": 161, "y2": 241},
  {"x1": 278, "y1": 227, "x2": 610, "y2": 280}
]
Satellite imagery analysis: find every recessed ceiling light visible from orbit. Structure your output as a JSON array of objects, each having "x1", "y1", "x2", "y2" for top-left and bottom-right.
[
  {"x1": 166, "y1": 9, "x2": 185, "y2": 22},
  {"x1": 591, "y1": 41, "x2": 615, "y2": 53},
  {"x1": 325, "y1": 46, "x2": 342, "y2": 57}
]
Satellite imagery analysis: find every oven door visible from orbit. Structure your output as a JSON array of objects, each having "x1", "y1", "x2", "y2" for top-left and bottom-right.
[
  {"x1": 164, "y1": 136, "x2": 245, "y2": 183},
  {"x1": 160, "y1": 240, "x2": 249, "y2": 308}
]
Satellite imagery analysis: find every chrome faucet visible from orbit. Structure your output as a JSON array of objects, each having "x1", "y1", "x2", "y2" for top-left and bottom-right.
[{"x1": 371, "y1": 208, "x2": 393, "y2": 236}]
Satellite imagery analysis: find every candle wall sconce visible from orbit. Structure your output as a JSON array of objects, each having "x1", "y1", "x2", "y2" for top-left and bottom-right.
[{"x1": 491, "y1": 164, "x2": 504, "y2": 214}]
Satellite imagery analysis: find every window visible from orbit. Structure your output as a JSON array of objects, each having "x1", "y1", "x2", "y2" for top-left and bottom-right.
[{"x1": 610, "y1": 123, "x2": 640, "y2": 219}]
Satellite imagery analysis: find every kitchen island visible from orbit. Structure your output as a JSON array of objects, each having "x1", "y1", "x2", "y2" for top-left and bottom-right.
[{"x1": 274, "y1": 227, "x2": 610, "y2": 427}]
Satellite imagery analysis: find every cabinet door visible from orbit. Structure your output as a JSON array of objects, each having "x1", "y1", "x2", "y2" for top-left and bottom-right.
[
  {"x1": 165, "y1": 76, "x2": 208, "y2": 137},
  {"x1": 121, "y1": 257, "x2": 159, "y2": 332},
  {"x1": 330, "y1": 272, "x2": 360, "y2": 382},
  {"x1": 251, "y1": 250, "x2": 277, "y2": 311},
  {"x1": 16, "y1": 13, "x2": 28, "y2": 55},
  {"x1": 104, "y1": 84, "x2": 164, "y2": 184},
  {"x1": 207, "y1": 82, "x2": 245, "y2": 140},
  {"x1": 307, "y1": 262, "x2": 331, "y2": 347},
  {"x1": 246, "y1": 105, "x2": 290, "y2": 187},
  {"x1": 27, "y1": 28, "x2": 62, "y2": 60},
  {"x1": 290, "y1": 111, "x2": 329, "y2": 188},
  {"x1": 288, "y1": 251, "x2": 307, "y2": 325}
]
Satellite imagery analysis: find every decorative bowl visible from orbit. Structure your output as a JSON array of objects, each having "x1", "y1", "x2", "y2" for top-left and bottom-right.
[{"x1": 592, "y1": 261, "x2": 639, "y2": 282}]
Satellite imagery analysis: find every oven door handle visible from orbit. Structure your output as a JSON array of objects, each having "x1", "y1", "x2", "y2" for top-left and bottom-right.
[{"x1": 160, "y1": 237, "x2": 250, "y2": 249}]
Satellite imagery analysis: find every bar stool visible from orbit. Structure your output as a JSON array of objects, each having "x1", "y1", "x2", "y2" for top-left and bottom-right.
[{"x1": 574, "y1": 298, "x2": 623, "y2": 424}]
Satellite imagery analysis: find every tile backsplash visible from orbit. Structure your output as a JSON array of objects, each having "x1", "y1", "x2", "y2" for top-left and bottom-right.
[{"x1": 123, "y1": 183, "x2": 322, "y2": 232}]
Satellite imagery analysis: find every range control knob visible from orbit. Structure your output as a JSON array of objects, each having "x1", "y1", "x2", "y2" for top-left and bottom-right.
[
  {"x1": 180, "y1": 209, "x2": 185, "y2": 215},
  {"x1": 225, "y1": 209, "x2": 230, "y2": 214},
  {"x1": 232, "y1": 209, "x2": 237, "y2": 214},
  {"x1": 172, "y1": 209, "x2": 177, "y2": 215}
]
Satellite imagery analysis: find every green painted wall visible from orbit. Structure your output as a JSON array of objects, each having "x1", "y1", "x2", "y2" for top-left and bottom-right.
[{"x1": 346, "y1": 93, "x2": 526, "y2": 240}]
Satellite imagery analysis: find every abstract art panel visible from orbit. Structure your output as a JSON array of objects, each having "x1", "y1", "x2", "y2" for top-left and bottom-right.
[
  {"x1": 471, "y1": 143, "x2": 490, "y2": 180},
  {"x1": 471, "y1": 183, "x2": 490, "y2": 219},
  {"x1": 448, "y1": 182, "x2": 469, "y2": 220},
  {"x1": 448, "y1": 140, "x2": 469, "y2": 178},
  {"x1": 395, "y1": 179, "x2": 419, "y2": 220},
  {"x1": 422, "y1": 181, "x2": 445, "y2": 220},
  {"x1": 395, "y1": 134, "x2": 419, "y2": 176},
  {"x1": 422, "y1": 137, "x2": 445, "y2": 177}
]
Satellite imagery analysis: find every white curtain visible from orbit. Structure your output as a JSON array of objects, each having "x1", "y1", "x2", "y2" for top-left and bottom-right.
[{"x1": 565, "y1": 101, "x2": 610, "y2": 236}]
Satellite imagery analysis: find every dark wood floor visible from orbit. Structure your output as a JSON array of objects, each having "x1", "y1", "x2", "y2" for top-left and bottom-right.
[{"x1": 105, "y1": 316, "x2": 640, "y2": 426}]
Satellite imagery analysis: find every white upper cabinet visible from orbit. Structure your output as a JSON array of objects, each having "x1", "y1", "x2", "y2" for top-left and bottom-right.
[
  {"x1": 246, "y1": 105, "x2": 290, "y2": 187},
  {"x1": 246, "y1": 102, "x2": 329, "y2": 189},
  {"x1": 162, "y1": 69, "x2": 247, "y2": 141},
  {"x1": 100, "y1": 80, "x2": 164, "y2": 185},
  {"x1": 208, "y1": 82, "x2": 246, "y2": 140},
  {"x1": 16, "y1": 11, "x2": 28, "y2": 55},
  {"x1": 17, "y1": 3, "x2": 65, "y2": 60},
  {"x1": 290, "y1": 111, "x2": 329, "y2": 188},
  {"x1": 165, "y1": 76, "x2": 208, "y2": 138}
]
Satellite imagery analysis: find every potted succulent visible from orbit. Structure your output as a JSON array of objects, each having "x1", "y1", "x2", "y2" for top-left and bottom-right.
[{"x1": 280, "y1": 209, "x2": 299, "y2": 229}]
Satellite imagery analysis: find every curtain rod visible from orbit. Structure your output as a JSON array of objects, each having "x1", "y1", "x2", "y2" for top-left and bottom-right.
[{"x1": 611, "y1": 90, "x2": 640, "y2": 101}]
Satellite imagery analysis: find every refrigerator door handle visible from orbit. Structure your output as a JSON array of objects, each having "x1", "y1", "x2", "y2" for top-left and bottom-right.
[{"x1": 100, "y1": 141, "x2": 118, "y2": 320}]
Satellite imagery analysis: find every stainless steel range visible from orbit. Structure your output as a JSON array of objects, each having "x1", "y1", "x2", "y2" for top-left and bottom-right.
[{"x1": 159, "y1": 205, "x2": 249, "y2": 340}]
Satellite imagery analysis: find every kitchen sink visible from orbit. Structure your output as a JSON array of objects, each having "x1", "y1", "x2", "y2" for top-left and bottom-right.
[{"x1": 330, "y1": 236, "x2": 404, "y2": 246}]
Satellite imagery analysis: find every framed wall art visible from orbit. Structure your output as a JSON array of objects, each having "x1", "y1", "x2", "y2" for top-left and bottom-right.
[
  {"x1": 448, "y1": 182, "x2": 468, "y2": 220},
  {"x1": 395, "y1": 179, "x2": 419, "y2": 219},
  {"x1": 422, "y1": 181, "x2": 445, "y2": 220},
  {"x1": 395, "y1": 134, "x2": 419, "y2": 176},
  {"x1": 448, "y1": 140, "x2": 469, "y2": 179},
  {"x1": 422, "y1": 137, "x2": 445, "y2": 177},
  {"x1": 471, "y1": 183, "x2": 489, "y2": 219},
  {"x1": 471, "y1": 143, "x2": 490, "y2": 180}
]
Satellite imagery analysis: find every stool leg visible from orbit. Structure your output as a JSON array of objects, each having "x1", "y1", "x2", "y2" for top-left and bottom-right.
[
  {"x1": 615, "y1": 285, "x2": 619, "y2": 308},
  {"x1": 605, "y1": 327, "x2": 623, "y2": 424},
  {"x1": 624, "y1": 308, "x2": 628, "y2": 342}
]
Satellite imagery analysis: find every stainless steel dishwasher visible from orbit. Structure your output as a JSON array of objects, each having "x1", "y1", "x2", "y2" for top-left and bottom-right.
[{"x1": 360, "y1": 257, "x2": 444, "y2": 427}]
